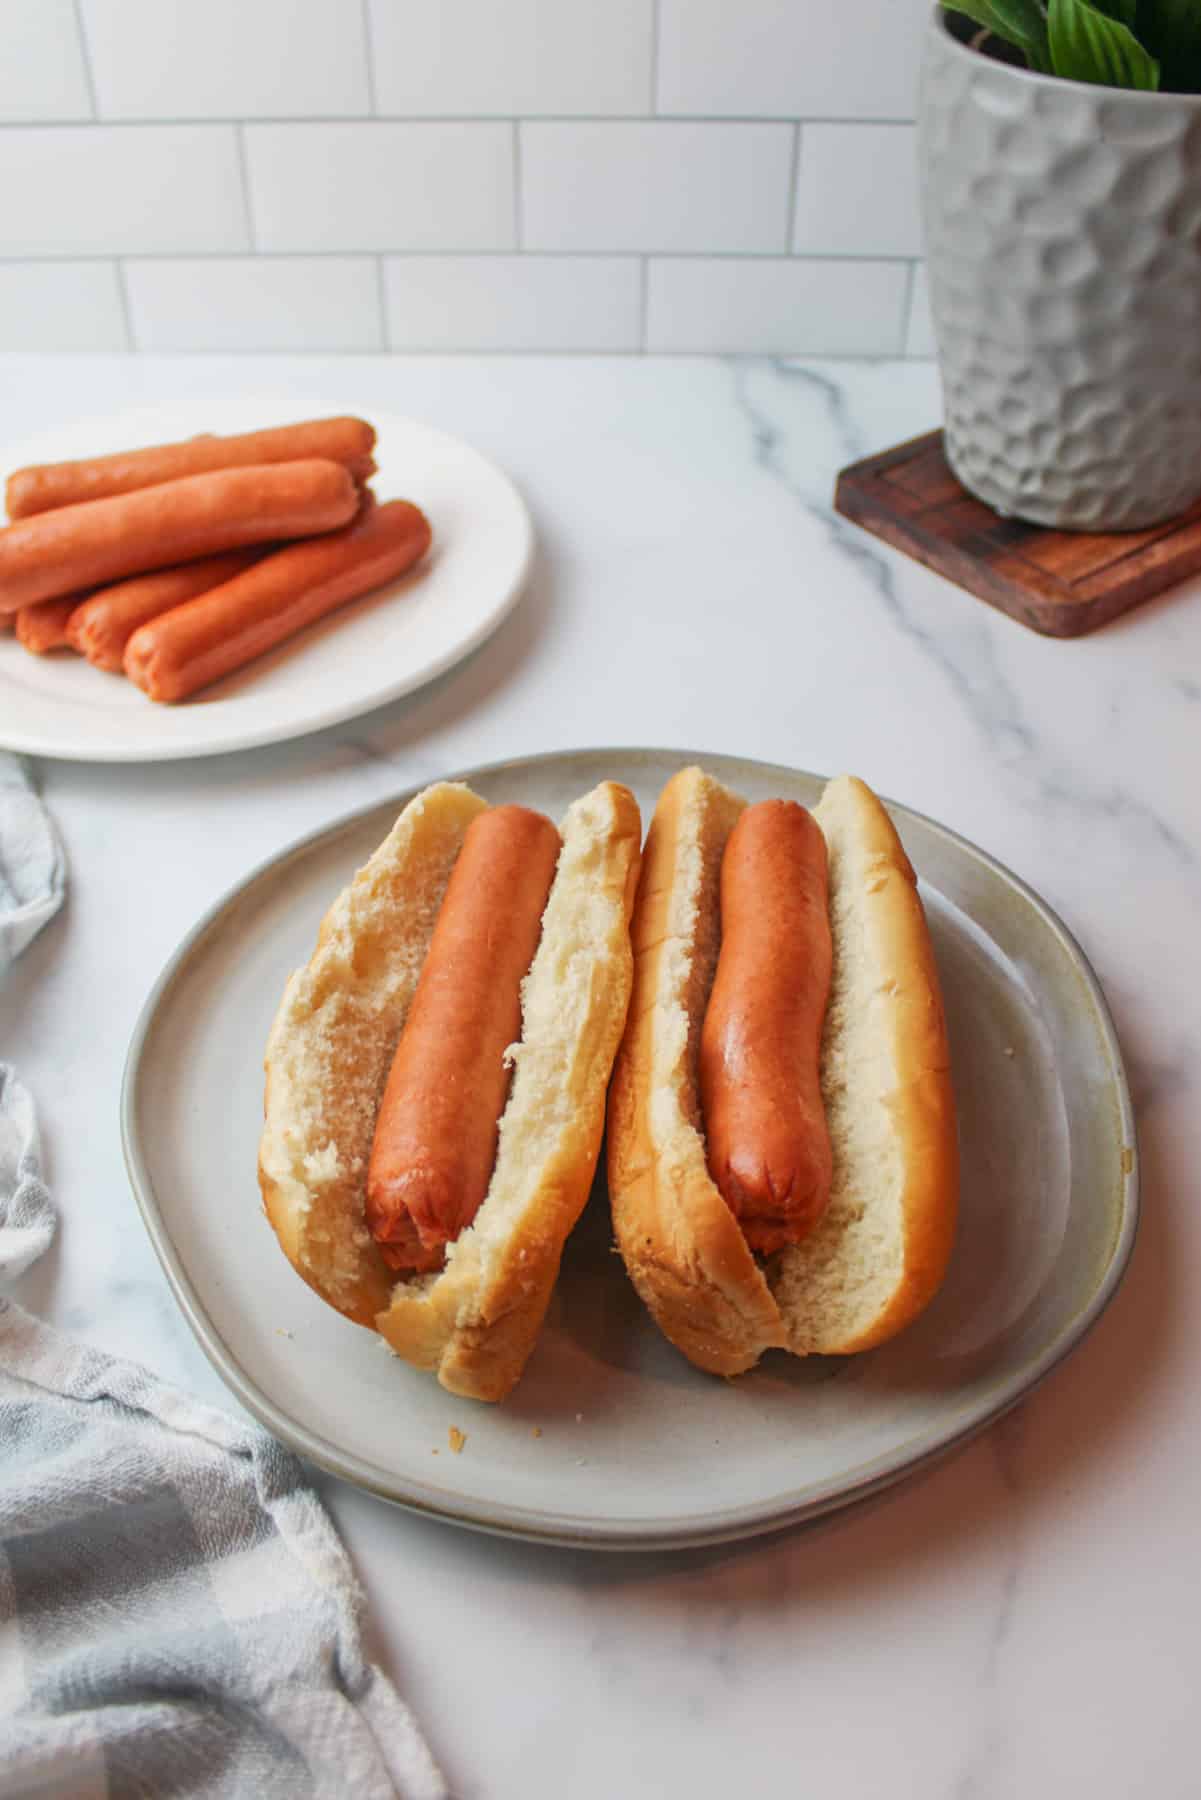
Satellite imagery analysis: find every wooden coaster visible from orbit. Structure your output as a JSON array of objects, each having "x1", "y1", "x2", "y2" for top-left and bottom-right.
[{"x1": 834, "y1": 429, "x2": 1201, "y2": 638}]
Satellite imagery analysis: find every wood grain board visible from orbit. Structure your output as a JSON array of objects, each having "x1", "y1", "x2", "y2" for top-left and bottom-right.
[{"x1": 833, "y1": 430, "x2": 1201, "y2": 638}]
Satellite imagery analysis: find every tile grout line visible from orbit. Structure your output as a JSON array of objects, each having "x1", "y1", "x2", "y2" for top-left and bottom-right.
[
  {"x1": 785, "y1": 121, "x2": 802, "y2": 254},
  {"x1": 235, "y1": 124, "x2": 257, "y2": 251},
  {"x1": 900, "y1": 258, "x2": 918, "y2": 356},
  {"x1": 360, "y1": 0, "x2": 378, "y2": 114},
  {"x1": 112, "y1": 258, "x2": 136, "y2": 351},
  {"x1": 512, "y1": 121, "x2": 524, "y2": 250},
  {"x1": 69, "y1": 0, "x2": 100, "y2": 118},
  {"x1": 649, "y1": 0, "x2": 661, "y2": 112},
  {"x1": 5, "y1": 344, "x2": 909, "y2": 362},
  {"x1": 375, "y1": 256, "x2": 389, "y2": 350},
  {"x1": 0, "y1": 250, "x2": 927, "y2": 266},
  {"x1": 0, "y1": 113, "x2": 918, "y2": 130}
]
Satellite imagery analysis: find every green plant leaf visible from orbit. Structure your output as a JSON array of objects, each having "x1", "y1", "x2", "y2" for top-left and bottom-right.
[
  {"x1": 1137, "y1": 0, "x2": 1201, "y2": 90},
  {"x1": 940, "y1": 0, "x2": 1053, "y2": 69},
  {"x1": 1048, "y1": 0, "x2": 1161, "y2": 83},
  {"x1": 986, "y1": 0, "x2": 1053, "y2": 42},
  {"x1": 939, "y1": 0, "x2": 1015, "y2": 37}
]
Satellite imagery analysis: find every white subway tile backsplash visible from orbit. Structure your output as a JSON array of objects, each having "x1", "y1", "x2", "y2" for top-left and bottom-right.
[
  {"x1": 792, "y1": 124, "x2": 922, "y2": 257},
  {"x1": 246, "y1": 124, "x2": 515, "y2": 252},
  {"x1": 80, "y1": 0, "x2": 370, "y2": 120},
  {"x1": 125, "y1": 258, "x2": 381, "y2": 352},
  {"x1": 657, "y1": 0, "x2": 924, "y2": 120},
  {"x1": 646, "y1": 257, "x2": 909, "y2": 353},
  {"x1": 0, "y1": 0, "x2": 933, "y2": 354},
  {"x1": 0, "y1": 0, "x2": 91, "y2": 121},
  {"x1": 383, "y1": 256, "x2": 641, "y2": 350},
  {"x1": 906, "y1": 263, "x2": 935, "y2": 356},
  {"x1": 369, "y1": 0, "x2": 653, "y2": 117},
  {"x1": 0, "y1": 262, "x2": 127, "y2": 350},
  {"x1": 521, "y1": 122, "x2": 794, "y2": 253},
  {"x1": 0, "y1": 127, "x2": 247, "y2": 257}
]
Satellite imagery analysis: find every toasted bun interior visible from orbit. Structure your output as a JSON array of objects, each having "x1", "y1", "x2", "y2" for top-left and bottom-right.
[
  {"x1": 768, "y1": 775, "x2": 958, "y2": 1354},
  {"x1": 259, "y1": 782, "x2": 487, "y2": 1327},
  {"x1": 607, "y1": 767, "x2": 958, "y2": 1373}
]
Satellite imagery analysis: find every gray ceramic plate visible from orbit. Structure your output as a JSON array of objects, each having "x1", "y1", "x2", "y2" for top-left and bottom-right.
[{"x1": 122, "y1": 748, "x2": 1138, "y2": 1551}]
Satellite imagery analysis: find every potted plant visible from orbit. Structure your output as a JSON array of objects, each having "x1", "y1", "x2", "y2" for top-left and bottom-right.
[{"x1": 919, "y1": 2, "x2": 1201, "y2": 529}]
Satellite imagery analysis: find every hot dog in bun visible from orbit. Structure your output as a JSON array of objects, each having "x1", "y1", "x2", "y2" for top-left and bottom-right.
[
  {"x1": 606, "y1": 767, "x2": 958, "y2": 1377},
  {"x1": 259, "y1": 777, "x2": 642, "y2": 1401}
]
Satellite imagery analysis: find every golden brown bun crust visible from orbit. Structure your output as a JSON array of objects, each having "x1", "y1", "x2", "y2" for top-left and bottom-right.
[
  {"x1": 606, "y1": 768, "x2": 787, "y2": 1376},
  {"x1": 259, "y1": 779, "x2": 642, "y2": 1402},
  {"x1": 606, "y1": 767, "x2": 958, "y2": 1374}
]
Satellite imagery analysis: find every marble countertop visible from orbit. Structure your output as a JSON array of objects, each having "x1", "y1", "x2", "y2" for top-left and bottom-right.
[{"x1": 4, "y1": 351, "x2": 1197, "y2": 1799}]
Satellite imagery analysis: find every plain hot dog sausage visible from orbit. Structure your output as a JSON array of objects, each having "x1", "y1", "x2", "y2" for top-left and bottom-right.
[
  {"x1": 699, "y1": 799, "x2": 834, "y2": 1254},
  {"x1": 67, "y1": 548, "x2": 264, "y2": 671},
  {"x1": 14, "y1": 594, "x2": 85, "y2": 655},
  {"x1": 123, "y1": 498, "x2": 430, "y2": 704},
  {"x1": 6, "y1": 416, "x2": 376, "y2": 519},
  {"x1": 365, "y1": 805, "x2": 562, "y2": 1273},
  {"x1": 0, "y1": 460, "x2": 359, "y2": 614}
]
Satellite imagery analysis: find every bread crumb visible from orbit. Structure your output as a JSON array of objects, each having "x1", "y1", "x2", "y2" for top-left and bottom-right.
[
  {"x1": 1003, "y1": 1046, "x2": 1015, "y2": 1058},
  {"x1": 275, "y1": 1329, "x2": 294, "y2": 1339},
  {"x1": 431, "y1": 1448, "x2": 439, "y2": 1455},
  {"x1": 575, "y1": 1459, "x2": 588, "y2": 1467},
  {"x1": 448, "y1": 1426, "x2": 467, "y2": 1454},
  {"x1": 575, "y1": 1412, "x2": 584, "y2": 1423},
  {"x1": 531, "y1": 1426, "x2": 543, "y2": 1439},
  {"x1": 1121, "y1": 1146, "x2": 1134, "y2": 1175}
]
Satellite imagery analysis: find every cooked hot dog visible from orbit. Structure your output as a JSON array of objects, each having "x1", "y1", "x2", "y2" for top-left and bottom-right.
[
  {"x1": 123, "y1": 498, "x2": 430, "y2": 703},
  {"x1": 366, "y1": 805, "x2": 562, "y2": 1272},
  {"x1": 66, "y1": 549, "x2": 264, "y2": 671},
  {"x1": 699, "y1": 800, "x2": 833, "y2": 1253},
  {"x1": 14, "y1": 594, "x2": 85, "y2": 655},
  {"x1": 0, "y1": 460, "x2": 359, "y2": 614},
  {"x1": 6, "y1": 416, "x2": 376, "y2": 520}
]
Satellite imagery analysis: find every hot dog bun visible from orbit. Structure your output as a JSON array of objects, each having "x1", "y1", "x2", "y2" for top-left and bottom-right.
[
  {"x1": 259, "y1": 777, "x2": 642, "y2": 1402},
  {"x1": 606, "y1": 766, "x2": 957, "y2": 1377}
]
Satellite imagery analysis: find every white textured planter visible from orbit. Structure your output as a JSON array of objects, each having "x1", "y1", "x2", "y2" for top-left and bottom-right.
[{"x1": 919, "y1": 9, "x2": 1201, "y2": 530}]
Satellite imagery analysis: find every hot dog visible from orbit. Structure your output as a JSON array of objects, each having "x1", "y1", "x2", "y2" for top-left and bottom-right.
[
  {"x1": 124, "y1": 498, "x2": 430, "y2": 703},
  {"x1": 259, "y1": 779, "x2": 642, "y2": 1402},
  {"x1": 66, "y1": 549, "x2": 265, "y2": 672},
  {"x1": 0, "y1": 460, "x2": 359, "y2": 614},
  {"x1": 699, "y1": 800, "x2": 833, "y2": 1254},
  {"x1": 366, "y1": 805, "x2": 563, "y2": 1273},
  {"x1": 6, "y1": 416, "x2": 376, "y2": 519},
  {"x1": 606, "y1": 767, "x2": 958, "y2": 1376},
  {"x1": 14, "y1": 594, "x2": 86, "y2": 655}
]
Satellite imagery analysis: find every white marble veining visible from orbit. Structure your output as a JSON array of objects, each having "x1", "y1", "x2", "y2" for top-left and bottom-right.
[{"x1": 2, "y1": 352, "x2": 1199, "y2": 1799}]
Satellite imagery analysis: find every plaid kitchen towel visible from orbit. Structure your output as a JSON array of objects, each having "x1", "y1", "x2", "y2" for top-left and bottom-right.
[
  {"x1": 0, "y1": 754, "x2": 447, "y2": 1800},
  {"x1": 0, "y1": 1069, "x2": 447, "y2": 1800}
]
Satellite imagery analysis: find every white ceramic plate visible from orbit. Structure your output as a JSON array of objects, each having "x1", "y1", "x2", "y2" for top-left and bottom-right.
[
  {"x1": 0, "y1": 397, "x2": 532, "y2": 762},
  {"x1": 122, "y1": 748, "x2": 1138, "y2": 1550}
]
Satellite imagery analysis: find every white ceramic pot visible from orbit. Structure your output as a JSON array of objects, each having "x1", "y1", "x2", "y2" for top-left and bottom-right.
[{"x1": 919, "y1": 8, "x2": 1201, "y2": 529}]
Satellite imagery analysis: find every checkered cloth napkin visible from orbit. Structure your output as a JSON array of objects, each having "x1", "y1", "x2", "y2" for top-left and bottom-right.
[{"x1": 0, "y1": 756, "x2": 446, "y2": 1800}]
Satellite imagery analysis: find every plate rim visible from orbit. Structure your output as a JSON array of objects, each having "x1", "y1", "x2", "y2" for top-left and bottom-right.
[
  {"x1": 0, "y1": 405, "x2": 533, "y2": 764},
  {"x1": 120, "y1": 745, "x2": 1140, "y2": 1551}
]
